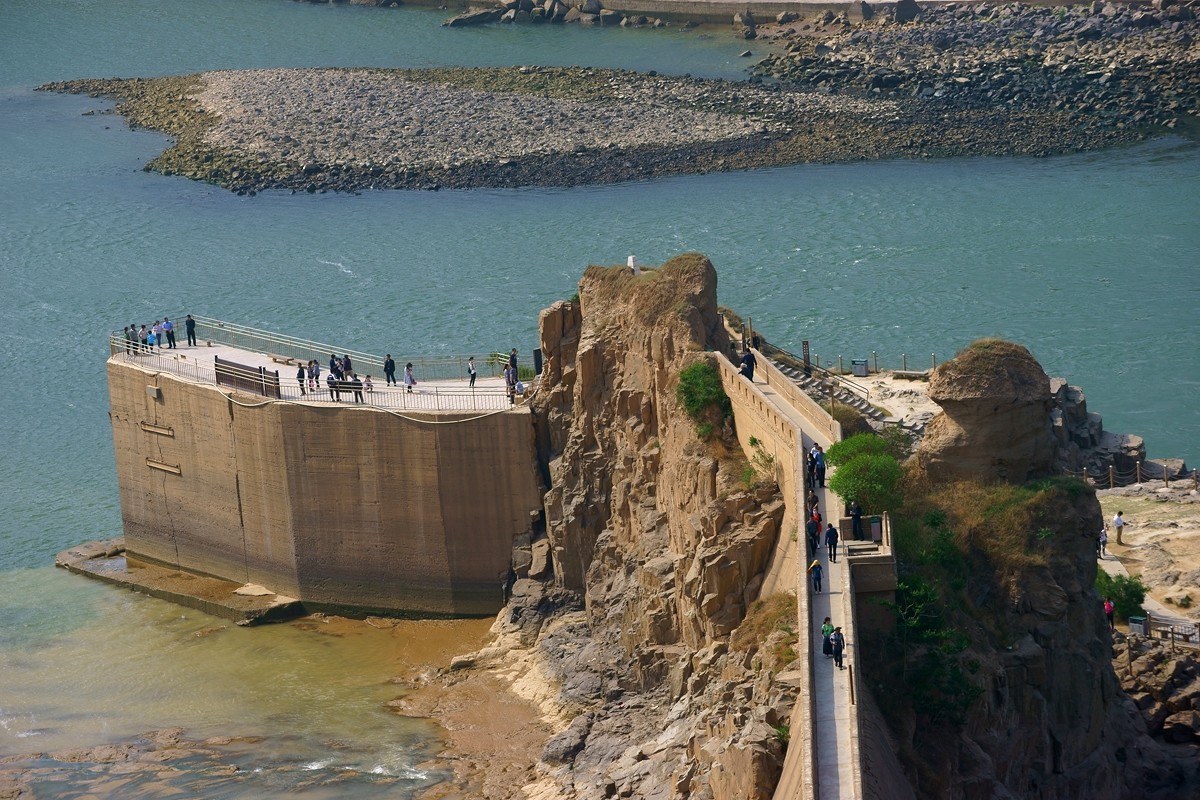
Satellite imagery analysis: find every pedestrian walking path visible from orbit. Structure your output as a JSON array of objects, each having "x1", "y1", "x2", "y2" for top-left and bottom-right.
[
  {"x1": 807, "y1": 507, "x2": 856, "y2": 798},
  {"x1": 742, "y1": 367, "x2": 860, "y2": 800}
]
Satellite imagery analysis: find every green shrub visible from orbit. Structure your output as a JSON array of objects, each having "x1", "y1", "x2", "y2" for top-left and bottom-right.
[
  {"x1": 677, "y1": 360, "x2": 731, "y2": 421},
  {"x1": 1096, "y1": 571, "x2": 1148, "y2": 621},
  {"x1": 826, "y1": 433, "x2": 890, "y2": 468},
  {"x1": 828, "y1": 452, "x2": 904, "y2": 514}
]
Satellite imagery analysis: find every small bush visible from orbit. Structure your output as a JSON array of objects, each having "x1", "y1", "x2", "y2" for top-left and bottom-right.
[
  {"x1": 826, "y1": 433, "x2": 890, "y2": 468},
  {"x1": 1096, "y1": 571, "x2": 1147, "y2": 621},
  {"x1": 696, "y1": 422, "x2": 714, "y2": 440},
  {"x1": 677, "y1": 360, "x2": 731, "y2": 421},
  {"x1": 828, "y1": 452, "x2": 904, "y2": 514}
]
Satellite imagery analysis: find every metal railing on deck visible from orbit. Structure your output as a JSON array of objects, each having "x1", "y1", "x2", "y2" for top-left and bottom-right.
[
  {"x1": 184, "y1": 315, "x2": 522, "y2": 382},
  {"x1": 108, "y1": 338, "x2": 529, "y2": 412}
]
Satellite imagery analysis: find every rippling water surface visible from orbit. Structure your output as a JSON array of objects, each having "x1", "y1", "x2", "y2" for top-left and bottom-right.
[{"x1": 0, "y1": 0, "x2": 1197, "y2": 795}]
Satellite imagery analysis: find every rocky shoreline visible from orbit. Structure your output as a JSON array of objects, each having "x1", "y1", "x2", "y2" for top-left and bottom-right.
[
  {"x1": 38, "y1": 0, "x2": 1199, "y2": 197},
  {"x1": 753, "y1": 0, "x2": 1199, "y2": 131}
]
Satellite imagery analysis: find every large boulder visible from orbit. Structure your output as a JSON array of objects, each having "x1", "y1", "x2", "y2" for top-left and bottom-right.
[{"x1": 915, "y1": 339, "x2": 1056, "y2": 484}]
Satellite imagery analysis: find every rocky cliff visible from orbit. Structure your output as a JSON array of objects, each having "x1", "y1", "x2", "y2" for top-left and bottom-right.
[
  {"x1": 489, "y1": 254, "x2": 796, "y2": 799},
  {"x1": 886, "y1": 340, "x2": 1193, "y2": 798}
]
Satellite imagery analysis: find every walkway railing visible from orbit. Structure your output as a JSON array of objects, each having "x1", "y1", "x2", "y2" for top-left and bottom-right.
[
  {"x1": 118, "y1": 316, "x2": 527, "y2": 383},
  {"x1": 108, "y1": 339, "x2": 526, "y2": 412}
]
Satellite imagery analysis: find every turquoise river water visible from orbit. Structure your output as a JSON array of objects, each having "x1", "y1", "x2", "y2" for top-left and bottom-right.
[{"x1": 0, "y1": 0, "x2": 1197, "y2": 796}]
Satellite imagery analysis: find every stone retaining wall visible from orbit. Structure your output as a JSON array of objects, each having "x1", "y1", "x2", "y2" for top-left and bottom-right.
[{"x1": 108, "y1": 358, "x2": 543, "y2": 616}]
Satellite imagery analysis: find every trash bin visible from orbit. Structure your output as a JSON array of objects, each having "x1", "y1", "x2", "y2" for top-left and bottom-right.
[
  {"x1": 851, "y1": 359, "x2": 869, "y2": 377},
  {"x1": 1128, "y1": 616, "x2": 1147, "y2": 636},
  {"x1": 869, "y1": 515, "x2": 883, "y2": 543}
]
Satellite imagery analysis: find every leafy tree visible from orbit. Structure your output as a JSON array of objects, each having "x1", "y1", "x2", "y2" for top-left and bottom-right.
[
  {"x1": 825, "y1": 433, "x2": 889, "y2": 468},
  {"x1": 1096, "y1": 570, "x2": 1148, "y2": 621},
  {"x1": 828, "y1": 452, "x2": 904, "y2": 513}
]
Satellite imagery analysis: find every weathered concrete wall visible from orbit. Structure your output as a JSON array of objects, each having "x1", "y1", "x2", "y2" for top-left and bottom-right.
[{"x1": 108, "y1": 359, "x2": 543, "y2": 616}]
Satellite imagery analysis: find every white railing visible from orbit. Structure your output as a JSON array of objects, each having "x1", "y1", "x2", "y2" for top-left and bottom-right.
[{"x1": 108, "y1": 338, "x2": 532, "y2": 412}]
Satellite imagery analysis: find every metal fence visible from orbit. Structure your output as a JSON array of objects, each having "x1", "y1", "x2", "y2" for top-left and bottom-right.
[
  {"x1": 119, "y1": 316, "x2": 529, "y2": 383},
  {"x1": 108, "y1": 336, "x2": 528, "y2": 412}
]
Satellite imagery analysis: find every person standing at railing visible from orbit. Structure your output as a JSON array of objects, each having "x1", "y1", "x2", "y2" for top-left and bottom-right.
[
  {"x1": 468, "y1": 356, "x2": 477, "y2": 388},
  {"x1": 138, "y1": 324, "x2": 149, "y2": 352},
  {"x1": 162, "y1": 317, "x2": 176, "y2": 349},
  {"x1": 185, "y1": 314, "x2": 197, "y2": 347},
  {"x1": 740, "y1": 349, "x2": 757, "y2": 381},
  {"x1": 403, "y1": 363, "x2": 416, "y2": 394},
  {"x1": 152, "y1": 320, "x2": 163, "y2": 351},
  {"x1": 308, "y1": 360, "x2": 319, "y2": 393},
  {"x1": 343, "y1": 354, "x2": 353, "y2": 377},
  {"x1": 329, "y1": 354, "x2": 342, "y2": 381},
  {"x1": 122, "y1": 326, "x2": 133, "y2": 354},
  {"x1": 350, "y1": 374, "x2": 364, "y2": 403},
  {"x1": 384, "y1": 354, "x2": 396, "y2": 386},
  {"x1": 297, "y1": 364, "x2": 307, "y2": 396},
  {"x1": 327, "y1": 372, "x2": 340, "y2": 401},
  {"x1": 147, "y1": 327, "x2": 157, "y2": 350},
  {"x1": 850, "y1": 500, "x2": 864, "y2": 541}
]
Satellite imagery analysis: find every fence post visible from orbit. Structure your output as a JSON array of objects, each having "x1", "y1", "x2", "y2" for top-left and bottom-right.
[
  {"x1": 931, "y1": 352, "x2": 936, "y2": 370},
  {"x1": 1136, "y1": 461, "x2": 1142, "y2": 485},
  {"x1": 838, "y1": 355, "x2": 843, "y2": 375},
  {"x1": 1109, "y1": 464, "x2": 1115, "y2": 489},
  {"x1": 901, "y1": 353, "x2": 907, "y2": 371},
  {"x1": 872, "y1": 351, "x2": 877, "y2": 373}
]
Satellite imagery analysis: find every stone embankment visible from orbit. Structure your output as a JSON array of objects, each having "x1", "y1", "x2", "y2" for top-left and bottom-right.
[{"x1": 754, "y1": 0, "x2": 1199, "y2": 131}]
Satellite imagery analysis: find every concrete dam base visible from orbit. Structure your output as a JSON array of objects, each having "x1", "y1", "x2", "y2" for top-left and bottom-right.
[{"x1": 105, "y1": 352, "x2": 544, "y2": 618}]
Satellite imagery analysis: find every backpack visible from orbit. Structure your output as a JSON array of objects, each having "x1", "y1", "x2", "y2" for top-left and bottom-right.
[{"x1": 1104, "y1": 600, "x2": 1114, "y2": 615}]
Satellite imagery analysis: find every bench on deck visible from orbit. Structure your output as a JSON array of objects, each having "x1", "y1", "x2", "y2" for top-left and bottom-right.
[{"x1": 269, "y1": 354, "x2": 296, "y2": 366}]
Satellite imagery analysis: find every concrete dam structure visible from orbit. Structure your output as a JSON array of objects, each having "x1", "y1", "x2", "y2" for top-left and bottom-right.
[{"x1": 106, "y1": 324, "x2": 543, "y2": 617}]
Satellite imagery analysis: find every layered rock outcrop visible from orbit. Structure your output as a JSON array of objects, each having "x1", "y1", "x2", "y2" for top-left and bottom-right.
[
  {"x1": 915, "y1": 339, "x2": 1056, "y2": 483},
  {"x1": 505, "y1": 254, "x2": 794, "y2": 798},
  {"x1": 887, "y1": 339, "x2": 1193, "y2": 797}
]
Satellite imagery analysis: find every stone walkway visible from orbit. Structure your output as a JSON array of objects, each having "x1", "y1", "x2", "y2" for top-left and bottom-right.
[{"x1": 747, "y1": 371, "x2": 858, "y2": 800}]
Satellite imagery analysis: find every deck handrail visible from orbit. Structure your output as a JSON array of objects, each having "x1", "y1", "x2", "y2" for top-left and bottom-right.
[{"x1": 111, "y1": 316, "x2": 531, "y2": 383}]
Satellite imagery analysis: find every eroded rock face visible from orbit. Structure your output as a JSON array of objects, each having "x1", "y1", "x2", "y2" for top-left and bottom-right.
[
  {"x1": 917, "y1": 339, "x2": 1056, "y2": 484},
  {"x1": 885, "y1": 489, "x2": 1189, "y2": 799},
  {"x1": 525, "y1": 254, "x2": 791, "y2": 799}
]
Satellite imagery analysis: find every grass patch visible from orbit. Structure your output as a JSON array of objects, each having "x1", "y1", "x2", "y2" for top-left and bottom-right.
[{"x1": 730, "y1": 592, "x2": 798, "y2": 670}]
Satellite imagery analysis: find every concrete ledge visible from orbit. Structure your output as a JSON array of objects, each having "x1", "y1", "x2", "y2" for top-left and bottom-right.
[{"x1": 56, "y1": 538, "x2": 304, "y2": 626}]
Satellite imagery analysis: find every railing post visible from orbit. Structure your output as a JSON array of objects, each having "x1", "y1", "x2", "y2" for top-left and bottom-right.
[
  {"x1": 838, "y1": 355, "x2": 843, "y2": 375},
  {"x1": 872, "y1": 351, "x2": 877, "y2": 374},
  {"x1": 931, "y1": 352, "x2": 936, "y2": 370},
  {"x1": 901, "y1": 353, "x2": 907, "y2": 371},
  {"x1": 1136, "y1": 461, "x2": 1142, "y2": 485},
  {"x1": 1109, "y1": 464, "x2": 1115, "y2": 489}
]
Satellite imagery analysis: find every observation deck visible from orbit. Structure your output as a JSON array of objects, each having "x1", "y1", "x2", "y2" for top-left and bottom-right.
[{"x1": 109, "y1": 315, "x2": 535, "y2": 413}]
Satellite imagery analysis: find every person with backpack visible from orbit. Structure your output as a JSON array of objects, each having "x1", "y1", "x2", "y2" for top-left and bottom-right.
[
  {"x1": 830, "y1": 627, "x2": 846, "y2": 669},
  {"x1": 467, "y1": 356, "x2": 477, "y2": 388},
  {"x1": 1104, "y1": 597, "x2": 1115, "y2": 631}
]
